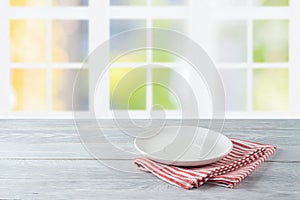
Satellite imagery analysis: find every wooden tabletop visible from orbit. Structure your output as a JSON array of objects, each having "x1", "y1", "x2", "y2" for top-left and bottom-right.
[{"x1": 0, "y1": 120, "x2": 299, "y2": 199}]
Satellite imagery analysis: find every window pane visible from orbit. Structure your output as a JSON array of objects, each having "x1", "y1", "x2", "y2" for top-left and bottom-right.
[
  {"x1": 11, "y1": 69, "x2": 47, "y2": 111},
  {"x1": 52, "y1": 69, "x2": 89, "y2": 111},
  {"x1": 10, "y1": 0, "x2": 48, "y2": 6},
  {"x1": 152, "y1": 19, "x2": 186, "y2": 62},
  {"x1": 152, "y1": 68, "x2": 180, "y2": 110},
  {"x1": 110, "y1": 68, "x2": 146, "y2": 110},
  {"x1": 152, "y1": 0, "x2": 187, "y2": 6},
  {"x1": 216, "y1": 20, "x2": 247, "y2": 62},
  {"x1": 10, "y1": 20, "x2": 47, "y2": 63},
  {"x1": 112, "y1": 50, "x2": 148, "y2": 63},
  {"x1": 152, "y1": 50, "x2": 180, "y2": 63},
  {"x1": 253, "y1": 20, "x2": 289, "y2": 62},
  {"x1": 253, "y1": 68, "x2": 288, "y2": 111},
  {"x1": 253, "y1": 0, "x2": 289, "y2": 6},
  {"x1": 220, "y1": 69, "x2": 247, "y2": 111},
  {"x1": 52, "y1": 20, "x2": 89, "y2": 63},
  {"x1": 110, "y1": 20, "x2": 146, "y2": 62},
  {"x1": 110, "y1": 0, "x2": 146, "y2": 6},
  {"x1": 153, "y1": 19, "x2": 186, "y2": 33},
  {"x1": 52, "y1": 0, "x2": 89, "y2": 6}
]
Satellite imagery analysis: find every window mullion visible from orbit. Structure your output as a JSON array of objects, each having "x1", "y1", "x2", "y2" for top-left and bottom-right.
[
  {"x1": 90, "y1": 0, "x2": 110, "y2": 118},
  {"x1": 146, "y1": 0, "x2": 153, "y2": 114},
  {"x1": 246, "y1": 18, "x2": 253, "y2": 113},
  {"x1": 46, "y1": 17, "x2": 52, "y2": 113}
]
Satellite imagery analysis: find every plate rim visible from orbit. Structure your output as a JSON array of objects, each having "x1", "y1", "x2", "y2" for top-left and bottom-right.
[{"x1": 134, "y1": 126, "x2": 233, "y2": 166}]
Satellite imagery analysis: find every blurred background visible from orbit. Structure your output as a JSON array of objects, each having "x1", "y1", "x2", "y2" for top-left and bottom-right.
[{"x1": 0, "y1": 0, "x2": 298, "y2": 118}]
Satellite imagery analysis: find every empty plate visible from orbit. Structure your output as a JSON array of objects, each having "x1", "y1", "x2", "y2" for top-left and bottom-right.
[{"x1": 134, "y1": 126, "x2": 232, "y2": 167}]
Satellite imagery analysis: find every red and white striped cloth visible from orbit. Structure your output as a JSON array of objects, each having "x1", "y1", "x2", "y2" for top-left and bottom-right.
[{"x1": 134, "y1": 138, "x2": 277, "y2": 190}]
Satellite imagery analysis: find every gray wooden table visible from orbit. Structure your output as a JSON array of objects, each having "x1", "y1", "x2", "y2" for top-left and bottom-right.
[{"x1": 0, "y1": 120, "x2": 299, "y2": 199}]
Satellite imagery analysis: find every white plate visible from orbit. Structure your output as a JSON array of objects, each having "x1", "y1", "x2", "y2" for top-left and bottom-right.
[{"x1": 134, "y1": 126, "x2": 232, "y2": 167}]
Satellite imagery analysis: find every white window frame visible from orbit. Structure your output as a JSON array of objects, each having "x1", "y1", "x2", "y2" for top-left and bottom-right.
[{"x1": 0, "y1": 0, "x2": 299, "y2": 119}]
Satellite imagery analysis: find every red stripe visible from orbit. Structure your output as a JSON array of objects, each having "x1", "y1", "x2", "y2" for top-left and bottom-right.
[
  {"x1": 172, "y1": 166, "x2": 211, "y2": 179},
  {"x1": 137, "y1": 158, "x2": 193, "y2": 189},
  {"x1": 231, "y1": 140, "x2": 253, "y2": 149},
  {"x1": 139, "y1": 158, "x2": 192, "y2": 183}
]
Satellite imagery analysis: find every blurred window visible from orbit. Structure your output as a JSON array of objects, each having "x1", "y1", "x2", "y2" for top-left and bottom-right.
[{"x1": 1, "y1": 0, "x2": 298, "y2": 118}]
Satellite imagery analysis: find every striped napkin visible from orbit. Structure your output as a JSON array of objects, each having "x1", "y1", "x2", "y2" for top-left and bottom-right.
[{"x1": 134, "y1": 138, "x2": 277, "y2": 190}]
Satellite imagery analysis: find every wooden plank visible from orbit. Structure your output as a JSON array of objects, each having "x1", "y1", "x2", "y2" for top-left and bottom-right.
[
  {"x1": 1, "y1": 128, "x2": 299, "y2": 145},
  {"x1": 0, "y1": 125, "x2": 298, "y2": 161},
  {"x1": 1, "y1": 120, "x2": 299, "y2": 148},
  {"x1": 1, "y1": 119, "x2": 300, "y2": 130},
  {"x1": 0, "y1": 160, "x2": 298, "y2": 199},
  {"x1": 0, "y1": 142, "x2": 297, "y2": 162}
]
